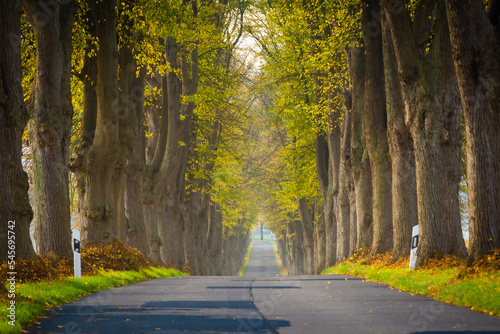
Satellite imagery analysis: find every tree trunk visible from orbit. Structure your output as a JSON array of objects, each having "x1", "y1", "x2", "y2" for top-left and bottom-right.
[
  {"x1": 362, "y1": 0, "x2": 393, "y2": 256},
  {"x1": 325, "y1": 103, "x2": 341, "y2": 267},
  {"x1": 314, "y1": 201, "x2": 325, "y2": 272},
  {"x1": 315, "y1": 133, "x2": 328, "y2": 271},
  {"x1": 143, "y1": 31, "x2": 199, "y2": 269},
  {"x1": 120, "y1": 42, "x2": 149, "y2": 256},
  {"x1": 207, "y1": 202, "x2": 223, "y2": 275},
  {"x1": 384, "y1": 0, "x2": 467, "y2": 266},
  {"x1": 289, "y1": 220, "x2": 304, "y2": 275},
  {"x1": 337, "y1": 90, "x2": 354, "y2": 262},
  {"x1": 0, "y1": 0, "x2": 36, "y2": 261},
  {"x1": 445, "y1": 0, "x2": 500, "y2": 262},
  {"x1": 341, "y1": 89, "x2": 357, "y2": 257},
  {"x1": 23, "y1": 0, "x2": 76, "y2": 257},
  {"x1": 145, "y1": 73, "x2": 163, "y2": 165},
  {"x1": 336, "y1": 153, "x2": 350, "y2": 262},
  {"x1": 381, "y1": 8, "x2": 418, "y2": 260},
  {"x1": 349, "y1": 47, "x2": 373, "y2": 251},
  {"x1": 71, "y1": 0, "x2": 121, "y2": 245}
]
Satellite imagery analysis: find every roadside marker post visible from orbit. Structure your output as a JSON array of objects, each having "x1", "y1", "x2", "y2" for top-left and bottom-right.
[
  {"x1": 73, "y1": 229, "x2": 81, "y2": 278},
  {"x1": 409, "y1": 225, "x2": 419, "y2": 270}
]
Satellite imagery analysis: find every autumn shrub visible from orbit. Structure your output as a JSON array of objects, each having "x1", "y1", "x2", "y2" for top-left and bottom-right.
[{"x1": 0, "y1": 238, "x2": 164, "y2": 290}]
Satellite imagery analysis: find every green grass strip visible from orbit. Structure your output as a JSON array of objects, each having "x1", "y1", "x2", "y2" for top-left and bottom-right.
[
  {"x1": 1, "y1": 267, "x2": 186, "y2": 334},
  {"x1": 321, "y1": 262, "x2": 500, "y2": 317},
  {"x1": 239, "y1": 241, "x2": 254, "y2": 276}
]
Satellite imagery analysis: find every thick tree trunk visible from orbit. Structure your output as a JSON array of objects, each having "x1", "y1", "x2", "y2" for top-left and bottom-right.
[
  {"x1": 297, "y1": 198, "x2": 315, "y2": 274},
  {"x1": 362, "y1": 0, "x2": 393, "y2": 256},
  {"x1": 445, "y1": 0, "x2": 500, "y2": 262},
  {"x1": 325, "y1": 110, "x2": 341, "y2": 267},
  {"x1": 79, "y1": 13, "x2": 97, "y2": 148},
  {"x1": 23, "y1": 0, "x2": 76, "y2": 257},
  {"x1": 341, "y1": 90, "x2": 357, "y2": 257},
  {"x1": 384, "y1": 0, "x2": 467, "y2": 266},
  {"x1": 207, "y1": 202, "x2": 223, "y2": 275},
  {"x1": 337, "y1": 91, "x2": 354, "y2": 262},
  {"x1": 72, "y1": 0, "x2": 121, "y2": 245},
  {"x1": 381, "y1": 9, "x2": 418, "y2": 261},
  {"x1": 349, "y1": 47, "x2": 373, "y2": 251},
  {"x1": 336, "y1": 155, "x2": 350, "y2": 262},
  {"x1": 289, "y1": 220, "x2": 304, "y2": 275},
  {"x1": 314, "y1": 201, "x2": 325, "y2": 273},
  {"x1": 145, "y1": 73, "x2": 163, "y2": 166},
  {"x1": 142, "y1": 195, "x2": 162, "y2": 263},
  {"x1": 121, "y1": 48, "x2": 149, "y2": 256},
  {"x1": 184, "y1": 117, "x2": 220, "y2": 274},
  {"x1": 315, "y1": 133, "x2": 328, "y2": 271},
  {"x1": 0, "y1": 0, "x2": 36, "y2": 261},
  {"x1": 161, "y1": 191, "x2": 184, "y2": 268}
]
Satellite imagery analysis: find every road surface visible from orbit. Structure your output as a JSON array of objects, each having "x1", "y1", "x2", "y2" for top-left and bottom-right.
[{"x1": 27, "y1": 240, "x2": 500, "y2": 333}]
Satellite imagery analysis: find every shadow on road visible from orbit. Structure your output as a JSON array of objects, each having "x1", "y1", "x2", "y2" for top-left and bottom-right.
[
  {"x1": 206, "y1": 285, "x2": 300, "y2": 289},
  {"x1": 30, "y1": 301, "x2": 291, "y2": 333}
]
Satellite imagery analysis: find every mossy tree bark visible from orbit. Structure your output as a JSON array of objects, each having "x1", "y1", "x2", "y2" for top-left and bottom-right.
[
  {"x1": 381, "y1": 8, "x2": 418, "y2": 261},
  {"x1": 23, "y1": 0, "x2": 76, "y2": 257},
  {"x1": 349, "y1": 47, "x2": 373, "y2": 251},
  {"x1": 445, "y1": 0, "x2": 500, "y2": 262},
  {"x1": 72, "y1": 0, "x2": 121, "y2": 245},
  {"x1": 297, "y1": 197, "x2": 315, "y2": 275},
  {"x1": 362, "y1": 0, "x2": 393, "y2": 256},
  {"x1": 384, "y1": 0, "x2": 467, "y2": 266}
]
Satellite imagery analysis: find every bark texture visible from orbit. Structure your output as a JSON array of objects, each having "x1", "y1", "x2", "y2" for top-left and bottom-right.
[
  {"x1": 72, "y1": 0, "x2": 121, "y2": 245},
  {"x1": 315, "y1": 132, "x2": 329, "y2": 271},
  {"x1": 362, "y1": 0, "x2": 393, "y2": 255},
  {"x1": 381, "y1": 6, "x2": 418, "y2": 260},
  {"x1": 349, "y1": 47, "x2": 373, "y2": 251},
  {"x1": 23, "y1": 0, "x2": 76, "y2": 257},
  {"x1": 325, "y1": 118, "x2": 340, "y2": 267},
  {"x1": 297, "y1": 198, "x2": 315, "y2": 275},
  {"x1": 445, "y1": 0, "x2": 500, "y2": 262},
  {"x1": 384, "y1": 0, "x2": 467, "y2": 266}
]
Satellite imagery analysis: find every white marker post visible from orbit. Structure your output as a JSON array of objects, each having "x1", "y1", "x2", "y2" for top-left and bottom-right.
[
  {"x1": 73, "y1": 229, "x2": 81, "y2": 278},
  {"x1": 409, "y1": 225, "x2": 419, "y2": 270}
]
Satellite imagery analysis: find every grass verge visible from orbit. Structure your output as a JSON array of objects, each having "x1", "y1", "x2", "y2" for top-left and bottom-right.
[
  {"x1": 1, "y1": 267, "x2": 185, "y2": 334},
  {"x1": 239, "y1": 241, "x2": 254, "y2": 276},
  {"x1": 321, "y1": 250, "x2": 500, "y2": 317},
  {"x1": 1, "y1": 240, "x2": 188, "y2": 334}
]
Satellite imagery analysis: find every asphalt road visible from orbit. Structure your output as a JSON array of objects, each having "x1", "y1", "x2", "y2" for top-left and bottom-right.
[
  {"x1": 244, "y1": 240, "x2": 280, "y2": 277},
  {"x1": 27, "y1": 240, "x2": 500, "y2": 333}
]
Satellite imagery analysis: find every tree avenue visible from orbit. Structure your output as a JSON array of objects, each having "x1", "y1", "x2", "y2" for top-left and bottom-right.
[{"x1": 0, "y1": 0, "x2": 498, "y2": 275}]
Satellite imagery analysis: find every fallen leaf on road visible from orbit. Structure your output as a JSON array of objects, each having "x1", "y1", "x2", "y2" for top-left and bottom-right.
[{"x1": 330, "y1": 296, "x2": 334, "y2": 300}]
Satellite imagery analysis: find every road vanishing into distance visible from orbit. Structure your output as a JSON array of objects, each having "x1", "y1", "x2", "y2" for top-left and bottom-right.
[{"x1": 28, "y1": 240, "x2": 500, "y2": 333}]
